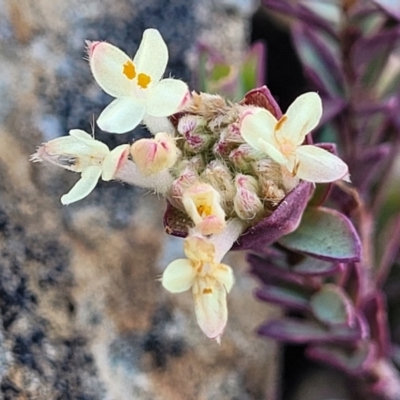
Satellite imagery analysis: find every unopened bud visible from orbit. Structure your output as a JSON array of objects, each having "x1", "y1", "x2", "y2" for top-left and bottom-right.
[
  {"x1": 233, "y1": 174, "x2": 264, "y2": 221},
  {"x1": 213, "y1": 123, "x2": 244, "y2": 157},
  {"x1": 182, "y1": 183, "x2": 226, "y2": 235},
  {"x1": 170, "y1": 166, "x2": 199, "y2": 208},
  {"x1": 252, "y1": 159, "x2": 289, "y2": 204},
  {"x1": 177, "y1": 115, "x2": 212, "y2": 153},
  {"x1": 230, "y1": 144, "x2": 263, "y2": 172},
  {"x1": 201, "y1": 160, "x2": 235, "y2": 204},
  {"x1": 130, "y1": 132, "x2": 180, "y2": 176}
]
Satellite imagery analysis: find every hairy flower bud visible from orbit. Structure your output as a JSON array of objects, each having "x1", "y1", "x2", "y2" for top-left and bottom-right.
[
  {"x1": 230, "y1": 143, "x2": 263, "y2": 172},
  {"x1": 201, "y1": 160, "x2": 236, "y2": 204},
  {"x1": 177, "y1": 115, "x2": 211, "y2": 153},
  {"x1": 213, "y1": 123, "x2": 244, "y2": 157},
  {"x1": 233, "y1": 174, "x2": 264, "y2": 221},
  {"x1": 130, "y1": 132, "x2": 180, "y2": 176}
]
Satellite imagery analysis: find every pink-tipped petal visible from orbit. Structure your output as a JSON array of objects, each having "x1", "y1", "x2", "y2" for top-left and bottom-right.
[
  {"x1": 240, "y1": 108, "x2": 278, "y2": 151},
  {"x1": 193, "y1": 279, "x2": 228, "y2": 339},
  {"x1": 61, "y1": 166, "x2": 102, "y2": 205},
  {"x1": 133, "y1": 28, "x2": 168, "y2": 85},
  {"x1": 281, "y1": 92, "x2": 322, "y2": 145},
  {"x1": 162, "y1": 259, "x2": 196, "y2": 293},
  {"x1": 102, "y1": 144, "x2": 130, "y2": 181},
  {"x1": 295, "y1": 145, "x2": 349, "y2": 183},
  {"x1": 146, "y1": 79, "x2": 189, "y2": 117},
  {"x1": 97, "y1": 97, "x2": 146, "y2": 134},
  {"x1": 89, "y1": 41, "x2": 134, "y2": 98}
]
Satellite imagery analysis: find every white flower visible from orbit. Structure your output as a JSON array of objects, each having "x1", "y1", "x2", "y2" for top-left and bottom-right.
[
  {"x1": 182, "y1": 183, "x2": 226, "y2": 235},
  {"x1": 162, "y1": 235, "x2": 233, "y2": 340},
  {"x1": 239, "y1": 92, "x2": 349, "y2": 183},
  {"x1": 31, "y1": 129, "x2": 129, "y2": 205},
  {"x1": 161, "y1": 219, "x2": 246, "y2": 341},
  {"x1": 88, "y1": 28, "x2": 189, "y2": 134}
]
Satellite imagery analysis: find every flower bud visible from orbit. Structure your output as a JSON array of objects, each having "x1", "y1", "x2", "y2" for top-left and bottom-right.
[
  {"x1": 233, "y1": 174, "x2": 264, "y2": 221},
  {"x1": 230, "y1": 143, "x2": 262, "y2": 172},
  {"x1": 252, "y1": 159, "x2": 289, "y2": 204},
  {"x1": 201, "y1": 160, "x2": 235, "y2": 204},
  {"x1": 213, "y1": 123, "x2": 244, "y2": 157},
  {"x1": 130, "y1": 132, "x2": 180, "y2": 176},
  {"x1": 182, "y1": 183, "x2": 226, "y2": 235},
  {"x1": 170, "y1": 166, "x2": 199, "y2": 209},
  {"x1": 177, "y1": 115, "x2": 212, "y2": 153}
]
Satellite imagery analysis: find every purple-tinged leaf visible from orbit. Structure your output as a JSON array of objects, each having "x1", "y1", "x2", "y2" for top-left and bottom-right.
[
  {"x1": 240, "y1": 85, "x2": 282, "y2": 119},
  {"x1": 362, "y1": 292, "x2": 391, "y2": 357},
  {"x1": 248, "y1": 252, "x2": 320, "y2": 287},
  {"x1": 258, "y1": 315, "x2": 365, "y2": 344},
  {"x1": 163, "y1": 201, "x2": 192, "y2": 238},
  {"x1": 310, "y1": 284, "x2": 356, "y2": 327},
  {"x1": 292, "y1": 24, "x2": 344, "y2": 97},
  {"x1": 263, "y1": 0, "x2": 338, "y2": 38},
  {"x1": 319, "y1": 97, "x2": 347, "y2": 125},
  {"x1": 307, "y1": 342, "x2": 378, "y2": 375},
  {"x1": 256, "y1": 285, "x2": 311, "y2": 311},
  {"x1": 240, "y1": 41, "x2": 266, "y2": 90},
  {"x1": 279, "y1": 207, "x2": 361, "y2": 262},
  {"x1": 233, "y1": 181, "x2": 313, "y2": 251},
  {"x1": 350, "y1": 144, "x2": 391, "y2": 191},
  {"x1": 291, "y1": 257, "x2": 341, "y2": 276},
  {"x1": 338, "y1": 263, "x2": 363, "y2": 306},
  {"x1": 351, "y1": 27, "x2": 400, "y2": 86},
  {"x1": 373, "y1": 0, "x2": 400, "y2": 21}
]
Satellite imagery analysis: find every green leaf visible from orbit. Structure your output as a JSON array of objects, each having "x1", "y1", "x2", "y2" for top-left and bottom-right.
[
  {"x1": 310, "y1": 284, "x2": 355, "y2": 326},
  {"x1": 279, "y1": 207, "x2": 361, "y2": 262}
]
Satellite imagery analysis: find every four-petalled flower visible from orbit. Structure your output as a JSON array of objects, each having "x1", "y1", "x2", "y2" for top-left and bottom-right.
[
  {"x1": 88, "y1": 28, "x2": 189, "y2": 134},
  {"x1": 31, "y1": 129, "x2": 129, "y2": 204},
  {"x1": 239, "y1": 92, "x2": 349, "y2": 183},
  {"x1": 162, "y1": 235, "x2": 234, "y2": 341}
]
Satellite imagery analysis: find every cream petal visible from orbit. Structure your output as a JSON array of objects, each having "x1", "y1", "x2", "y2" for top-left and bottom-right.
[
  {"x1": 162, "y1": 259, "x2": 196, "y2": 293},
  {"x1": 295, "y1": 145, "x2": 349, "y2": 183},
  {"x1": 133, "y1": 29, "x2": 168, "y2": 85},
  {"x1": 102, "y1": 144, "x2": 130, "y2": 181},
  {"x1": 213, "y1": 264, "x2": 234, "y2": 293},
  {"x1": 89, "y1": 41, "x2": 134, "y2": 98},
  {"x1": 193, "y1": 278, "x2": 228, "y2": 339},
  {"x1": 146, "y1": 79, "x2": 189, "y2": 117},
  {"x1": 240, "y1": 108, "x2": 278, "y2": 151},
  {"x1": 280, "y1": 92, "x2": 322, "y2": 146},
  {"x1": 97, "y1": 97, "x2": 146, "y2": 134},
  {"x1": 61, "y1": 166, "x2": 102, "y2": 205},
  {"x1": 257, "y1": 139, "x2": 288, "y2": 165},
  {"x1": 69, "y1": 129, "x2": 110, "y2": 156}
]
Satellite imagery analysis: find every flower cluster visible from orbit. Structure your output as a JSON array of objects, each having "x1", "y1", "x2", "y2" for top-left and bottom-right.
[{"x1": 31, "y1": 28, "x2": 349, "y2": 340}]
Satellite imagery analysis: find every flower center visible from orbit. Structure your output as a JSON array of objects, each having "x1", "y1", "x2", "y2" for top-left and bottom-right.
[
  {"x1": 197, "y1": 204, "x2": 212, "y2": 217},
  {"x1": 123, "y1": 61, "x2": 136, "y2": 80},
  {"x1": 137, "y1": 73, "x2": 151, "y2": 89}
]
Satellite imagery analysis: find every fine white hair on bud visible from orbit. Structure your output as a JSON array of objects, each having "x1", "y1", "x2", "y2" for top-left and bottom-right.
[{"x1": 233, "y1": 174, "x2": 264, "y2": 221}]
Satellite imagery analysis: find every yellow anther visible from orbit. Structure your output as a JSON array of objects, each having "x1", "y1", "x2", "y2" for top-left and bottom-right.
[
  {"x1": 275, "y1": 115, "x2": 288, "y2": 131},
  {"x1": 197, "y1": 204, "x2": 212, "y2": 217},
  {"x1": 202, "y1": 288, "x2": 213, "y2": 294},
  {"x1": 137, "y1": 73, "x2": 151, "y2": 89},
  {"x1": 123, "y1": 61, "x2": 136, "y2": 80}
]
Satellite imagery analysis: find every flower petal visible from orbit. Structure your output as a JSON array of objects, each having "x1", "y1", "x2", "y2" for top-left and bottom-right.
[
  {"x1": 295, "y1": 145, "x2": 349, "y2": 183},
  {"x1": 102, "y1": 144, "x2": 129, "y2": 181},
  {"x1": 69, "y1": 129, "x2": 109, "y2": 156},
  {"x1": 89, "y1": 41, "x2": 133, "y2": 98},
  {"x1": 61, "y1": 166, "x2": 102, "y2": 205},
  {"x1": 97, "y1": 97, "x2": 146, "y2": 134},
  {"x1": 69, "y1": 129, "x2": 94, "y2": 142},
  {"x1": 146, "y1": 79, "x2": 189, "y2": 117},
  {"x1": 133, "y1": 29, "x2": 168, "y2": 85},
  {"x1": 213, "y1": 264, "x2": 234, "y2": 293},
  {"x1": 162, "y1": 259, "x2": 196, "y2": 293},
  {"x1": 280, "y1": 92, "x2": 322, "y2": 145},
  {"x1": 240, "y1": 108, "x2": 278, "y2": 151},
  {"x1": 193, "y1": 278, "x2": 228, "y2": 339},
  {"x1": 257, "y1": 139, "x2": 288, "y2": 165}
]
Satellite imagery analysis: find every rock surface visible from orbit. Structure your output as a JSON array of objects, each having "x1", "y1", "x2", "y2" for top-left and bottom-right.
[{"x1": 0, "y1": 0, "x2": 279, "y2": 398}]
